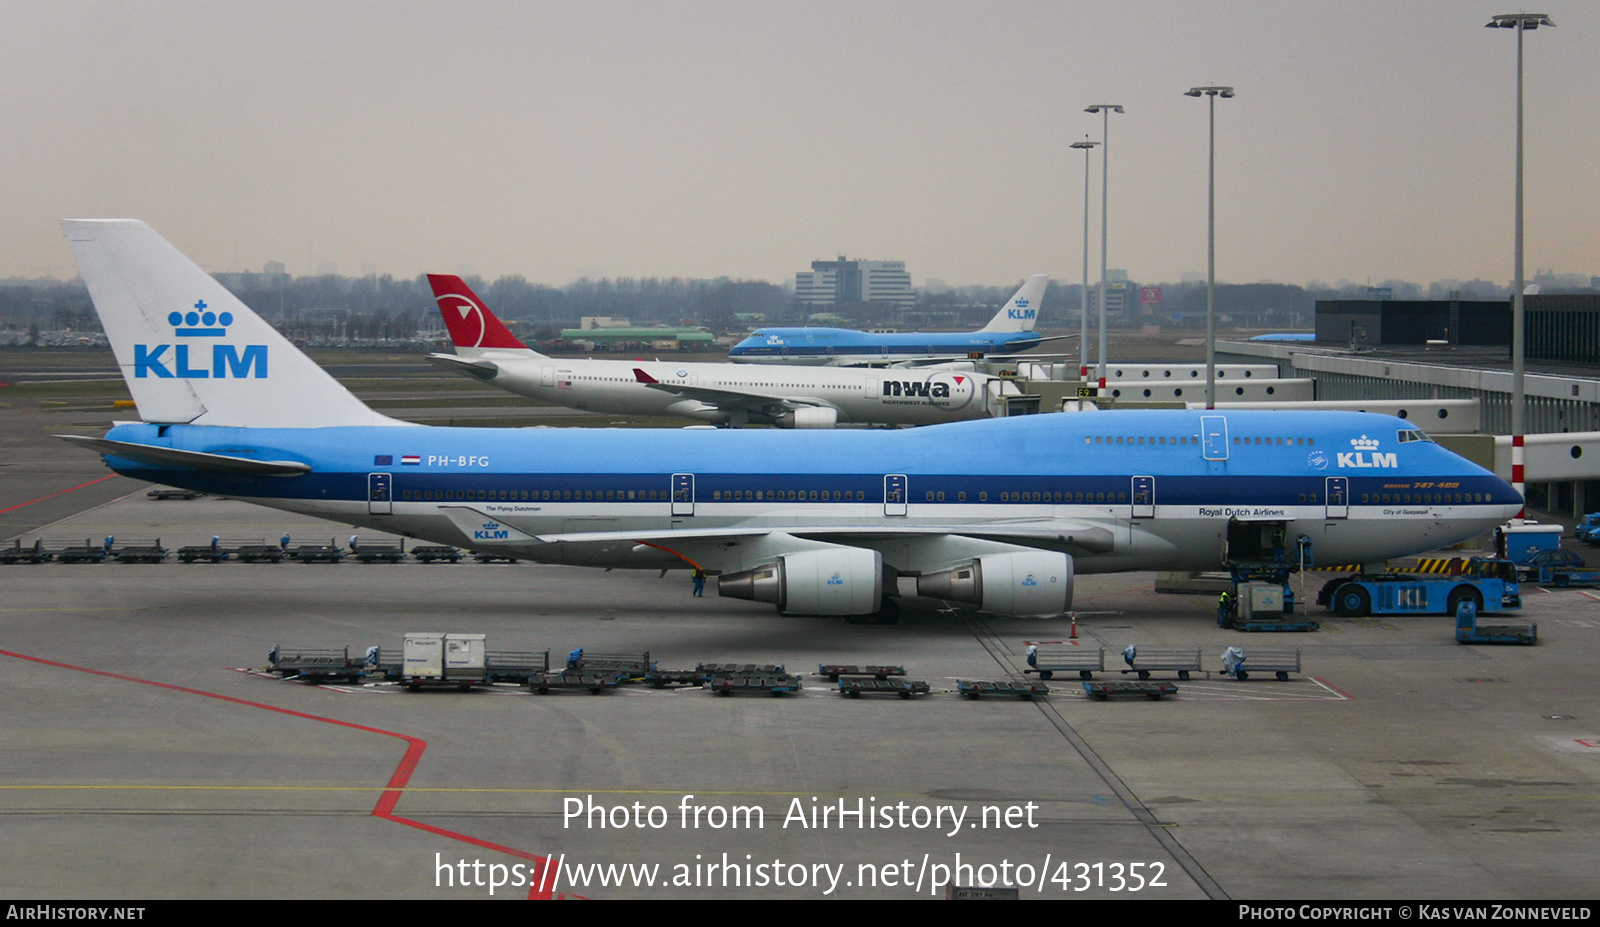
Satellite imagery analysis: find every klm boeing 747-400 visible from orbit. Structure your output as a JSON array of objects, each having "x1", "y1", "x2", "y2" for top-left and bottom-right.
[{"x1": 59, "y1": 220, "x2": 1523, "y2": 622}]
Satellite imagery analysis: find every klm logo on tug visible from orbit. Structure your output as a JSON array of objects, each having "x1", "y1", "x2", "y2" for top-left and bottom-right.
[
  {"x1": 134, "y1": 300, "x2": 268, "y2": 379},
  {"x1": 1007, "y1": 296, "x2": 1035, "y2": 321},
  {"x1": 1338, "y1": 435, "x2": 1397, "y2": 469}
]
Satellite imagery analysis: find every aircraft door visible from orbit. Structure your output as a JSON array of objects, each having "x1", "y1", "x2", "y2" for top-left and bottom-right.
[
  {"x1": 541, "y1": 365, "x2": 555, "y2": 387},
  {"x1": 1200, "y1": 415, "x2": 1229, "y2": 460},
  {"x1": 884, "y1": 474, "x2": 907, "y2": 516},
  {"x1": 367, "y1": 473, "x2": 393, "y2": 516},
  {"x1": 1325, "y1": 477, "x2": 1348, "y2": 519},
  {"x1": 1132, "y1": 476, "x2": 1154, "y2": 519},
  {"x1": 671, "y1": 473, "x2": 695, "y2": 516}
]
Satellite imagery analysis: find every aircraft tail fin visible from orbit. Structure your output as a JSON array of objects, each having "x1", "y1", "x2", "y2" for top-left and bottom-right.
[
  {"x1": 978, "y1": 274, "x2": 1049, "y2": 333},
  {"x1": 426, "y1": 275, "x2": 538, "y2": 356},
  {"x1": 60, "y1": 219, "x2": 399, "y2": 428}
]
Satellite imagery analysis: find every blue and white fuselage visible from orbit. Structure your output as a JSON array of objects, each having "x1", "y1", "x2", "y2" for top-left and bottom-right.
[
  {"x1": 96, "y1": 409, "x2": 1520, "y2": 575},
  {"x1": 729, "y1": 275, "x2": 1052, "y2": 366},
  {"x1": 61, "y1": 220, "x2": 1521, "y2": 620},
  {"x1": 729, "y1": 326, "x2": 1049, "y2": 366}
]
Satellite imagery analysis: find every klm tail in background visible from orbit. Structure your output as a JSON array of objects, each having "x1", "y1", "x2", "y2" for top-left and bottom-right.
[
  {"x1": 977, "y1": 273, "x2": 1048, "y2": 333},
  {"x1": 60, "y1": 219, "x2": 398, "y2": 429}
]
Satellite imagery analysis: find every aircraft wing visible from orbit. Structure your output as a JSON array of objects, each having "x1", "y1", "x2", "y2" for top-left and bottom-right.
[
  {"x1": 631, "y1": 368, "x2": 836, "y2": 413},
  {"x1": 438, "y1": 506, "x2": 1116, "y2": 556}
]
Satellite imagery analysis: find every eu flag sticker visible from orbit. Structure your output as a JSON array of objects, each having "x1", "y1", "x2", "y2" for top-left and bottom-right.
[{"x1": 374, "y1": 455, "x2": 393, "y2": 466}]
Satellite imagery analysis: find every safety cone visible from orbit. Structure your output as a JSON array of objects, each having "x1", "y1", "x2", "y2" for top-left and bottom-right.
[{"x1": 1070, "y1": 612, "x2": 1078, "y2": 639}]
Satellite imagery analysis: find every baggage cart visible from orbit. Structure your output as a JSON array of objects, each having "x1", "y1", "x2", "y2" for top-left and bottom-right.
[
  {"x1": 1025, "y1": 647, "x2": 1104, "y2": 680},
  {"x1": 956, "y1": 679, "x2": 1050, "y2": 700},
  {"x1": 1083, "y1": 680, "x2": 1179, "y2": 701},
  {"x1": 1117, "y1": 646, "x2": 1202, "y2": 680},
  {"x1": 837, "y1": 678, "x2": 929, "y2": 699}
]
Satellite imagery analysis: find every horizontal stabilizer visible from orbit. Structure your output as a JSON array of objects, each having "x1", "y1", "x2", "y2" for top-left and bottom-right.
[
  {"x1": 426, "y1": 354, "x2": 500, "y2": 380},
  {"x1": 57, "y1": 434, "x2": 312, "y2": 476}
]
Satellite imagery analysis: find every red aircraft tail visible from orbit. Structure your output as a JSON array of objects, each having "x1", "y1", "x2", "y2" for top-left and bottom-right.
[{"x1": 427, "y1": 275, "x2": 529, "y2": 350}]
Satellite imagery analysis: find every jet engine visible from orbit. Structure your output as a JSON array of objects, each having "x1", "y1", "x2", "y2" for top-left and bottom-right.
[
  {"x1": 717, "y1": 548, "x2": 883, "y2": 615},
  {"x1": 916, "y1": 551, "x2": 1074, "y2": 616},
  {"x1": 774, "y1": 407, "x2": 839, "y2": 429}
]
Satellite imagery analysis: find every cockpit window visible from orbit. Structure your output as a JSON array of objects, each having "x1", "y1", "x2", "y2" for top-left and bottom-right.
[{"x1": 1397, "y1": 429, "x2": 1432, "y2": 443}]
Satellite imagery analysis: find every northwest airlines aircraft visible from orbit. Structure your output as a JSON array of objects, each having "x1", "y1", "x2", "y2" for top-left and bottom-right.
[
  {"x1": 426, "y1": 275, "x2": 1017, "y2": 428},
  {"x1": 60, "y1": 220, "x2": 1523, "y2": 623},
  {"x1": 727, "y1": 275, "x2": 1056, "y2": 366}
]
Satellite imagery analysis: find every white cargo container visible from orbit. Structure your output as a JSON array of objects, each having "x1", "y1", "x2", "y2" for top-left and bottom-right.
[{"x1": 401, "y1": 632, "x2": 489, "y2": 691}]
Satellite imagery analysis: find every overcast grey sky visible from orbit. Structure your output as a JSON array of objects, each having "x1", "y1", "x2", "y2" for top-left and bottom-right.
[{"x1": 6, "y1": 1, "x2": 1596, "y2": 289}]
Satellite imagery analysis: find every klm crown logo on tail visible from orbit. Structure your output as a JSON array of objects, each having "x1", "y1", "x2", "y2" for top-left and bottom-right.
[
  {"x1": 1008, "y1": 296, "x2": 1035, "y2": 321},
  {"x1": 135, "y1": 299, "x2": 268, "y2": 380}
]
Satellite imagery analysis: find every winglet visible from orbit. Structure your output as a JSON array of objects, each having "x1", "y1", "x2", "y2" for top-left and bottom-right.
[
  {"x1": 426, "y1": 275, "x2": 531, "y2": 352},
  {"x1": 979, "y1": 274, "x2": 1049, "y2": 333},
  {"x1": 632, "y1": 368, "x2": 659, "y2": 384}
]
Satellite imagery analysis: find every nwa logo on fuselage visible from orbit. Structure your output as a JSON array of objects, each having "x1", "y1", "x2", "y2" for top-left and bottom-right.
[
  {"x1": 880, "y1": 373, "x2": 974, "y2": 410},
  {"x1": 882, "y1": 380, "x2": 955, "y2": 399},
  {"x1": 134, "y1": 300, "x2": 267, "y2": 379},
  {"x1": 1007, "y1": 296, "x2": 1035, "y2": 320},
  {"x1": 1337, "y1": 435, "x2": 1397, "y2": 469}
]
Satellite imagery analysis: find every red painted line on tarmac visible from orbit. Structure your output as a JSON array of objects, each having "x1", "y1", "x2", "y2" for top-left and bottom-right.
[
  {"x1": 0, "y1": 475, "x2": 117, "y2": 515},
  {"x1": 0, "y1": 647, "x2": 562, "y2": 899},
  {"x1": 1312, "y1": 675, "x2": 1356, "y2": 700}
]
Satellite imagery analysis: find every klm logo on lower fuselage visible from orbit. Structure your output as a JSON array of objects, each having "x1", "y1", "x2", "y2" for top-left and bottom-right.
[
  {"x1": 1337, "y1": 435, "x2": 1397, "y2": 469},
  {"x1": 134, "y1": 300, "x2": 268, "y2": 379},
  {"x1": 882, "y1": 381, "x2": 951, "y2": 398}
]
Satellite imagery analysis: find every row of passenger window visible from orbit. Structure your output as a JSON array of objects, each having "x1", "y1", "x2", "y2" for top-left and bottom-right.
[
  {"x1": 714, "y1": 490, "x2": 866, "y2": 501},
  {"x1": 1361, "y1": 492, "x2": 1490, "y2": 504},
  {"x1": 1085, "y1": 435, "x2": 1197, "y2": 445},
  {"x1": 1078, "y1": 435, "x2": 1320, "y2": 447},
  {"x1": 402, "y1": 489, "x2": 671, "y2": 502}
]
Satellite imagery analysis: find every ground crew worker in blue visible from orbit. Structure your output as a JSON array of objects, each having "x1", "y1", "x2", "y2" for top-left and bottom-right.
[{"x1": 692, "y1": 568, "x2": 706, "y2": 597}]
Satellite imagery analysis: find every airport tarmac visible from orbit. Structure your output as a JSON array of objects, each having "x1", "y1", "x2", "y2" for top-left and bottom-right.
[{"x1": 3, "y1": 489, "x2": 1600, "y2": 900}]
